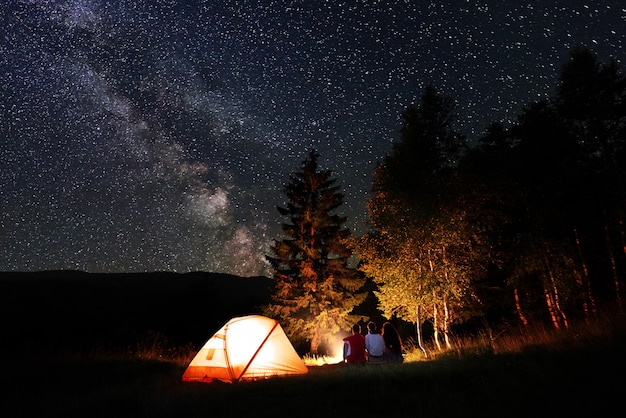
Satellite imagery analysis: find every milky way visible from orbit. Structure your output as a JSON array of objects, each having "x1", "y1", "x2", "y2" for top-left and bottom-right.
[{"x1": 1, "y1": 1, "x2": 624, "y2": 276}]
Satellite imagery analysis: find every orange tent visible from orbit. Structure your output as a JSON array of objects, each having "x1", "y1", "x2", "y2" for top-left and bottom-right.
[{"x1": 182, "y1": 315, "x2": 309, "y2": 383}]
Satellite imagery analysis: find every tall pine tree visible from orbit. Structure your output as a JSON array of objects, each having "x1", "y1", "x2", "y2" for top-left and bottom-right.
[{"x1": 265, "y1": 149, "x2": 366, "y2": 355}]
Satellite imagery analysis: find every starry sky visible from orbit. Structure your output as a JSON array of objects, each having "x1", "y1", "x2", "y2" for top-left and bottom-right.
[{"x1": 1, "y1": 1, "x2": 624, "y2": 276}]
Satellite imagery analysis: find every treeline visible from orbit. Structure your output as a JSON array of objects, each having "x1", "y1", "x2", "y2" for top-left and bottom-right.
[
  {"x1": 351, "y1": 47, "x2": 626, "y2": 351},
  {"x1": 264, "y1": 47, "x2": 625, "y2": 356},
  {"x1": 0, "y1": 271, "x2": 274, "y2": 357}
]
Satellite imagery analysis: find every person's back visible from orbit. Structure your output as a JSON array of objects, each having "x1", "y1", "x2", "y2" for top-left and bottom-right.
[
  {"x1": 382, "y1": 321, "x2": 404, "y2": 363},
  {"x1": 343, "y1": 324, "x2": 366, "y2": 364},
  {"x1": 365, "y1": 321, "x2": 386, "y2": 364}
]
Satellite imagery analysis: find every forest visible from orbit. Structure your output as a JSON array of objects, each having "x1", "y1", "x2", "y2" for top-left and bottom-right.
[{"x1": 266, "y1": 47, "x2": 626, "y2": 356}]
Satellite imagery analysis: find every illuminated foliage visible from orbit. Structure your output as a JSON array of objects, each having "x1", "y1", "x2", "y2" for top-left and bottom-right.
[
  {"x1": 353, "y1": 48, "x2": 626, "y2": 350},
  {"x1": 352, "y1": 86, "x2": 493, "y2": 350},
  {"x1": 265, "y1": 149, "x2": 366, "y2": 355}
]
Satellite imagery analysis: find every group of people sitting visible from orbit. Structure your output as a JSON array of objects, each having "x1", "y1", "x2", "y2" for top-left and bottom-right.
[{"x1": 342, "y1": 321, "x2": 404, "y2": 364}]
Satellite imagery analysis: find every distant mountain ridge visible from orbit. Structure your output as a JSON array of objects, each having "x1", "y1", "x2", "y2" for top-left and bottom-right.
[{"x1": 0, "y1": 270, "x2": 274, "y2": 357}]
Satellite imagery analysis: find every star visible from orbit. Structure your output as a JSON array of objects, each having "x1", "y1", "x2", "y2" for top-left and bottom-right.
[{"x1": 1, "y1": 0, "x2": 623, "y2": 276}]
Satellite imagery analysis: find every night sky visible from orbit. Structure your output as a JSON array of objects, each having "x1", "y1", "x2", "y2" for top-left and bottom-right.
[{"x1": 1, "y1": 1, "x2": 624, "y2": 276}]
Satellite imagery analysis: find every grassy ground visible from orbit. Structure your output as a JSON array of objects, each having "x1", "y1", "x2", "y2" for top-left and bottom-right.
[
  {"x1": 3, "y1": 322, "x2": 625, "y2": 418},
  {"x1": 2, "y1": 272, "x2": 625, "y2": 417}
]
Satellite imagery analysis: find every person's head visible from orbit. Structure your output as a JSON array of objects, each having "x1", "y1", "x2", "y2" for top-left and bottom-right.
[
  {"x1": 367, "y1": 321, "x2": 377, "y2": 333},
  {"x1": 352, "y1": 324, "x2": 361, "y2": 334}
]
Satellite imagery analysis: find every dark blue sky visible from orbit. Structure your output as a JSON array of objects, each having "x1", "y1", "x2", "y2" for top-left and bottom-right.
[{"x1": 1, "y1": 0, "x2": 624, "y2": 275}]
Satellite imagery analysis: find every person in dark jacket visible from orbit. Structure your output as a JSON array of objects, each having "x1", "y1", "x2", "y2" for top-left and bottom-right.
[{"x1": 382, "y1": 322, "x2": 404, "y2": 363}]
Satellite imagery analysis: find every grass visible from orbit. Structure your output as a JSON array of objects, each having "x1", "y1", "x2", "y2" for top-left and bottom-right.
[{"x1": 4, "y1": 310, "x2": 625, "y2": 418}]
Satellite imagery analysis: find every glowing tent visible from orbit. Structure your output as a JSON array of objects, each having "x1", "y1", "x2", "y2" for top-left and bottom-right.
[{"x1": 182, "y1": 315, "x2": 309, "y2": 383}]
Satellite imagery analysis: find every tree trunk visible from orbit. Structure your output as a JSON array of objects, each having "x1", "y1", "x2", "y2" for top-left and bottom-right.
[
  {"x1": 615, "y1": 220, "x2": 626, "y2": 313},
  {"x1": 309, "y1": 325, "x2": 320, "y2": 355},
  {"x1": 604, "y1": 217, "x2": 620, "y2": 307},
  {"x1": 443, "y1": 295, "x2": 452, "y2": 349},
  {"x1": 573, "y1": 269, "x2": 592, "y2": 320},
  {"x1": 544, "y1": 287, "x2": 560, "y2": 329},
  {"x1": 415, "y1": 305, "x2": 428, "y2": 358},
  {"x1": 573, "y1": 227, "x2": 596, "y2": 316},
  {"x1": 544, "y1": 251, "x2": 568, "y2": 329},
  {"x1": 432, "y1": 298, "x2": 442, "y2": 351},
  {"x1": 514, "y1": 287, "x2": 528, "y2": 326}
]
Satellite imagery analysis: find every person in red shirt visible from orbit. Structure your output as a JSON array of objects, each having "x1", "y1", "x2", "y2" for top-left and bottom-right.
[{"x1": 342, "y1": 323, "x2": 366, "y2": 364}]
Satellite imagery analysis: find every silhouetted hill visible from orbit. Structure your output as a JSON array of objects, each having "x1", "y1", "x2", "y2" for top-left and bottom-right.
[{"x1": 0, "y1": 270, "x2": 273, "y2": 357}]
